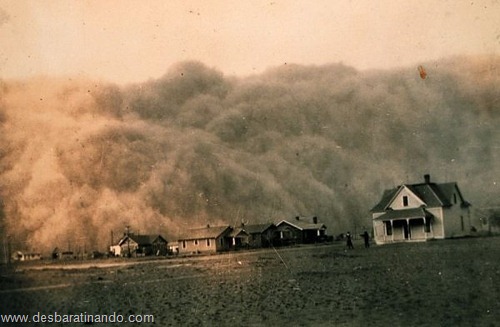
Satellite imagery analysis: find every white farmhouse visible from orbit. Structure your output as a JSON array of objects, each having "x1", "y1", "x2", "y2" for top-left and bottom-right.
[{"x1": 371, "y1": 174, "x2": 471, "y2": 244}]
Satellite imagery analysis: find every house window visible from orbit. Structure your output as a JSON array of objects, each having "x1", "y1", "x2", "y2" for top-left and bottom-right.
[
  {"x1": 454, "y1": 194, "x2": 457, "y2": 204},
  {"x1": 385, "y1": 222, "x2": 392, "y2": 236},
  {"x1": 403, "y1": 196, "x2": 409, "y2": 207},
  {"x1": 194, "y1": 240, "x2": 199, "y2": 246},
  {"x1": 182, "y1": 241, "x2": 186, "y2": 249},
  {"x1": 206, "y1": 239, "x2": 211, "y2": 247}
]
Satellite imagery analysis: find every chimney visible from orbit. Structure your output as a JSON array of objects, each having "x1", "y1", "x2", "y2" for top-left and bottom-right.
[
  {"x1": 424, "y1": 174, "x2": 431, "y2": 184},
  {"x1": 295, "y1": 216, "x2": 300, "y2": 221},
  {"x1": 313, "y1": 216, "x2": 318, "y2": 224},
  {"x1": 206, "y1": 224, "x2": 210, "y2": 228}
]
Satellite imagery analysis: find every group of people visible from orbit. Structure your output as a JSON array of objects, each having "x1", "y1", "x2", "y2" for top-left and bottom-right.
[{"x1": 345, "y1": 231, "x2": 370, "y2": 249}]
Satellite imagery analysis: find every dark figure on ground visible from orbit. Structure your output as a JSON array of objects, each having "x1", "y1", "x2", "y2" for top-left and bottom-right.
[
  {"x1": 362, "y1": 231, "x2": 370, "y2": 248},
  {"x1": 346, "y1": 232, "x2": 354, "y2": 249}
]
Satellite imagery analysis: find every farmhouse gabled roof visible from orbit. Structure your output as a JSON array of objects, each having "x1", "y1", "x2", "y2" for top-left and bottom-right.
[
  {"x1": 399, "y1": 184, "x2": 442, "y2": 207},
  {"x1": 371, "y1": 189, "x2": 399, "y2": 212},
  {"x1": 371, "y1": 180, "x2": 468, "y2": 212},
  {"x1": 178, "y1": 225, "x2": 232, "y2": 241}
]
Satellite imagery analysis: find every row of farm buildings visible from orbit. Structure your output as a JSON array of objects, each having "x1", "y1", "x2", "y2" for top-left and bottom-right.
[{"x1": 109, "y1": 216, "x2": 330, "y2": 257}]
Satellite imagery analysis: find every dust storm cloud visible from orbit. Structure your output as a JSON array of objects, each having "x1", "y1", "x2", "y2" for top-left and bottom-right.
[{"x1": 1, "y1": 57, "x2": 499, "y2": 252}]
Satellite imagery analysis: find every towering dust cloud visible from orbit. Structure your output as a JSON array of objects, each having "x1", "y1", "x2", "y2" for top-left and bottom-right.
[{"x1": 0, "y1": 57, "x2": 499, "y2": 252}]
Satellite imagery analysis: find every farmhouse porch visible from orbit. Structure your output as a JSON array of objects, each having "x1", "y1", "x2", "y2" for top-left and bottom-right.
[{"x1": 374, "y1": 208, "x2": 434, "y2": 243}]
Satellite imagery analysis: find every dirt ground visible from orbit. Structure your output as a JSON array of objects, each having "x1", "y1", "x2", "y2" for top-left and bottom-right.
[{"x1": 1, "y1": 237, "x2": 499, "y2": 326}]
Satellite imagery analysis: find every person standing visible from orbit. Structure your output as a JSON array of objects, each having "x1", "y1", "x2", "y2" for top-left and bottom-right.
[
  {"x1": 362, "y1": 231, "x2": 370, "y2": 248},
  {"x1": 346, "y1": 232, "x2": 354, "y2": 249}
]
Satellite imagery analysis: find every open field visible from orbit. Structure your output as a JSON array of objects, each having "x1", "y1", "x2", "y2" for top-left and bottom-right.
[{"x1": 1, "y1": 237, "x2": 499, "y2": 326}]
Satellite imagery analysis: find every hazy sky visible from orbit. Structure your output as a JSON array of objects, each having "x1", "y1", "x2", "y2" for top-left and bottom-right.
[{"x1": 1, "y1": 0, "x2": 499, "y2": 84}]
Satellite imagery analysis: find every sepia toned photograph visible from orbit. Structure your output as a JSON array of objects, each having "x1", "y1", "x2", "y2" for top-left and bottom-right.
[{"x1": 0, "y1": 1, "x2": 499, "y2": 326}]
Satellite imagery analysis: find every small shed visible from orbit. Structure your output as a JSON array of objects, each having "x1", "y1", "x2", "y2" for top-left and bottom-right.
[
  {"x1": 11, "y1": 251, "x2": 42, "y2": 261},
  {"x1": 109, "y1": 245, "x2": 122, "y2": 257}
]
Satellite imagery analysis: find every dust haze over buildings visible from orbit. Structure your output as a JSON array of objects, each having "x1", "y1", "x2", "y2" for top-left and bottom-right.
[{"x1": 0, "y1": 56, "x2": 499, "y2": 252}]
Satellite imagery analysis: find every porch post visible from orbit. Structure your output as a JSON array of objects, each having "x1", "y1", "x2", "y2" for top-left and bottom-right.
[
  {"x1": 390, "y1": 220, "x2": 394, "y2": 242},
  {"x1": 424, "y1": 216, "x2": 427, "y2": 240},
  {"x1": 406, "y1": 218, "x2": 410, "y2": 240},
  {"x1": 423, "y1": 217, "x2": 427, "y2": 240}
]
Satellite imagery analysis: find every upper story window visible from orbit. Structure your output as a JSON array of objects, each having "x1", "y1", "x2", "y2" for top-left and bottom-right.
[{"x1": 403, "y1": 196, "x2": 409, "y2": 207}]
